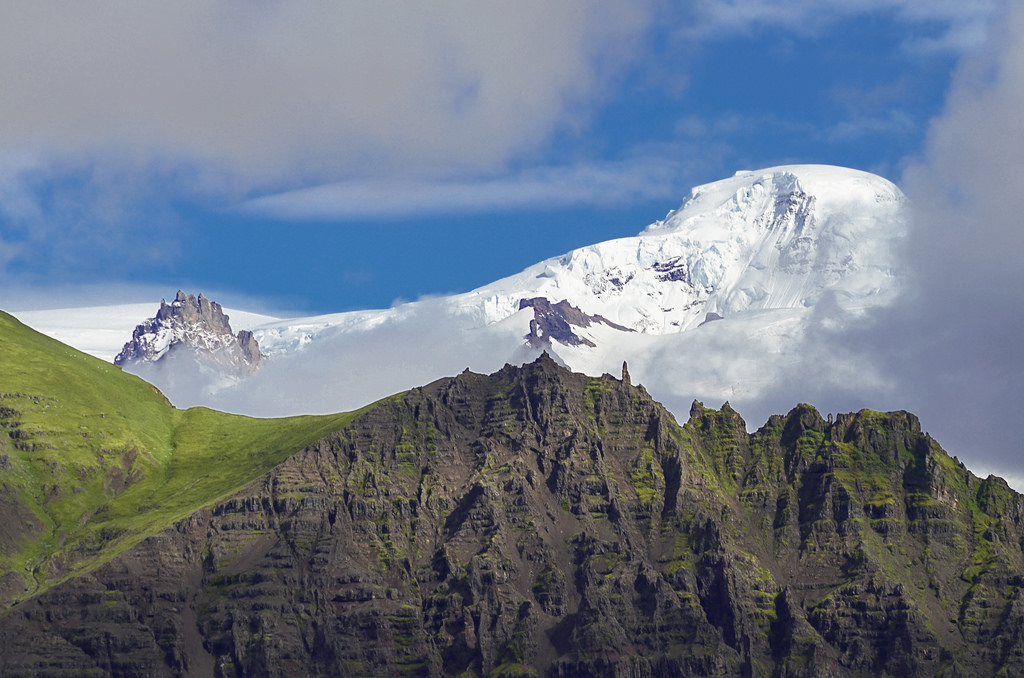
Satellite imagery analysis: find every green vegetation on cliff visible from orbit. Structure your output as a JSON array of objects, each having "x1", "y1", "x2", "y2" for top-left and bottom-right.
[{"x1": 0, "y1": 311, "x2": 357, "y2": 606}]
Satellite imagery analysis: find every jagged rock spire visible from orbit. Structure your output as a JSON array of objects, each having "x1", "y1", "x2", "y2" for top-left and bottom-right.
[{"x1": 114, "y1": 291, "x2": 265, "y2": 374}]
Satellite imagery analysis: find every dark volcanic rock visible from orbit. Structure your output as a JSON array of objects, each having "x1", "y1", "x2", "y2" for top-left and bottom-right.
[
  {"x1": 519, "y1": 296, "x2": 631, "y2": 349},
  {"x1": 2, "y1": 356, "x2": 1024, "y2": 676}
]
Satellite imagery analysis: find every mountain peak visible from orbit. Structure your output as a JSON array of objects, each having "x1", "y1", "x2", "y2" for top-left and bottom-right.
[
  {"x1": 482, "y1": 163, "x2": 909, "y2": 337},
  {"x1": 114, "y1": 291, "x2": 265, "y2": 376},
  {"x1": 154, "y1": 290, "x2": 233, "y2": 334},
  {"x1": 646, "y1": 164, "x2": 904, "y2": 237}
]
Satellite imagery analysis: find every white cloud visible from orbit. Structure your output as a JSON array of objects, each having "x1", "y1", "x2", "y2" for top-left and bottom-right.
[
  {"x1": 828, "y1": 1, "x2": 1024, "y2": 476},
  {"x1": 0, "y1": 2, "x2": 650, "y2": 185},
  {"x1": 680, "y1": 0, "x2": 995, "y2": 51},
  {"x1": 190, "y1": 300, "x2": 535, "y2": 417},
  {"x1": 237, "y1": 159, "x2": 687, "y2": 220}
]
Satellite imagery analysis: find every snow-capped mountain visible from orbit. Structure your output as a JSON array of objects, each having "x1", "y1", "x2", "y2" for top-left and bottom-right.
[
  {"x1": 464, "y1": 164, "x2": 904, "y2": 333},
  {"x1": 13, "y1": 165, "x2": 908, "y2": 422},
  {"x1": 112, "y1": 291, "x2": 265, "y2": 394},
  {"x1": 216, "y1": 164, "x2": 908, "y2": 418},
  {"x1": 251, "y1": 164, "x2": 904, "y2": 353}
]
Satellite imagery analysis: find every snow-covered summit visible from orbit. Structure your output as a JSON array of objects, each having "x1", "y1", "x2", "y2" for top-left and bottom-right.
[
  {"x1": 647, "y1": 165, "x2": 904, "y2": 237},
  {"x1": 452, "y1": 164, "x2": 906, "y2": 336},
  {"x1": 246, "y1": 165, "x2": 906, "y2": 359}
]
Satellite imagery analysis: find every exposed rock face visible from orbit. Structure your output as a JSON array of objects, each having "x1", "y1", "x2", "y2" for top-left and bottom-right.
[
  {"x1": 519, "y1": 296, "x2": 631, "y2": 349},
  {"x1": 2, "y1": 356, "x2": 1024, "y2": 676},
  {"x1": 114, "y1": 290, "x2": 265, "y2": 375}
]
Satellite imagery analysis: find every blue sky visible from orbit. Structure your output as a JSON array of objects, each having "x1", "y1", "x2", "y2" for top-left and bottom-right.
[{"x1": 0, "y1": 1, "x2": 985, "y2": 314}]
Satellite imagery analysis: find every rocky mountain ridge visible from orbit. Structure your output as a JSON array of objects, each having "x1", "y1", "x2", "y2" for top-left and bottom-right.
[
  {"x1": 114, "y1": 290, "x2": 264, "y2": 376},
  {"x1": 3, "y1": 354, "x2": 1024, "y2": 677},
  {"x1": 519, "y1": 296, "x2": 631, "y2": 349}
]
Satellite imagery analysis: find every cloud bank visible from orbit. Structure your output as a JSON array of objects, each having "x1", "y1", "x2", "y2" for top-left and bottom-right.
[
  {"x1": 152, "y1": 301, "x2": 538, "y2": 418},
  {"x1": 874, "y1": 1, "x2": 1024, "y2": 474},
  {"x1": 0, "y1": 2, "x2": 648, "y2": 184}
]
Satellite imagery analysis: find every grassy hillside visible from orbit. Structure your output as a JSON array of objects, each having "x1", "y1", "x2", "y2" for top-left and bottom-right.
[{"x1": 0, "y1": 311, "x2": 358, "y2": 609}]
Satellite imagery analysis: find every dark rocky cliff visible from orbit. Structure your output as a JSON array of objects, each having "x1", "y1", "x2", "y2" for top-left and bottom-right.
[{"x1": 2, "y1": 355, "x2": 1024, "y2": 676}]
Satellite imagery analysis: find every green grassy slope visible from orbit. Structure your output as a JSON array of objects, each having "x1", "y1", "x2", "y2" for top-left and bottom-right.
[{"x1": 0, "y1": 311, "x2": 358, "y2": 609}]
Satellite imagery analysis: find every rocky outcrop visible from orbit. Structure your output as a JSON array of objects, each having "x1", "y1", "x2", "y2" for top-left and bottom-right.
[
  {"x1": 114, "y1": 290, "x2": 264, "y2": 375},
  {"x1": 2, "y1": 356, "x2": 1024, "y2": 676},
  {"x1": 519, "y1": 296, "x2": 631, "y2": 349}
]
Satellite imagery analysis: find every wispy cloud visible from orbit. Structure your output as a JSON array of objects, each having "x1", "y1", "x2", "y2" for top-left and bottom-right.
[
  {"x1": 0, "y1": 155, "x2": 186, "y2": 285},
  {"x1": 236, "y1": 159, "x2": 687, "y2": 220},
  {"x1": 675, "y1": 109, "x2": 915, "y2": 150},
  {"x1": 679, "y1": 0, "x2": 995, "y2": 52},
  {"x1": 826, "y1": 110, "x2": 916, "y2": 142}
]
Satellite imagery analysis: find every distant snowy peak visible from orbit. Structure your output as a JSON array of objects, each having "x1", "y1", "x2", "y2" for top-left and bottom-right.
[
  {"x1": 115, "y1": 291, "x2": 265, "y2": 374},
  {"x1": 247, "y1": 165, "x2": 909, "y2": 360},
  {"x1": 644, "y1": 165, "x2": 904, "y2": 237},
  {"x1": 469, "y1": 164, "x2": 908, "y2": 336}
]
